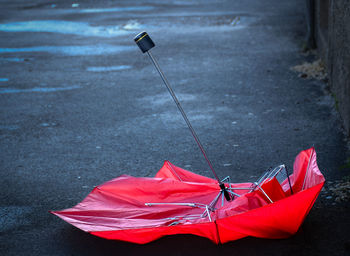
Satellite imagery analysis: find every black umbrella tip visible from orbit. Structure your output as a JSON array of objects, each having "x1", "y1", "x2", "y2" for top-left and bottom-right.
[
  {"x1": 134, "y1": 31, "x2": 155, "y2": 53},
  {"x1": 220, "y1": 183, "x2": 233, "y2": 201}
]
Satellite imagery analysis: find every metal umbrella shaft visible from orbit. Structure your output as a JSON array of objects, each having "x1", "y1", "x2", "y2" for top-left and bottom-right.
[
  {"x1": 134, "y1": 31, "x2": 232, "y2": 201},
  {"x1": 147, "y1": 51, "x2": 220, "y2": 183}
]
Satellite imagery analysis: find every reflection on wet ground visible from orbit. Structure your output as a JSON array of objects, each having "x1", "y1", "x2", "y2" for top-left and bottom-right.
[
  {"x1": 0, "y1": 57, "x2": 29, "y2": 62},
  {"x1": 0, "y1": 20, "x2": 135, "y2": 37},
  {"x1": 78, "y1": 6, "x2": 154, "y2": 13},
  {"x1": 0, "y1": 45, "x2": 134, "y2": 56},
  {"x1": 86, "y1": 65, "x2": 132, "y2": 72},
  {"x1": 0, "y1": 85, "x2": 81, "y2": 94}
]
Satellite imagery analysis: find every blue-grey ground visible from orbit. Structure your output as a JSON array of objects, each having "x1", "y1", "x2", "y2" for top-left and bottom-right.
[{"x1": 0, "y1": 0, "x2": 349, "y2": 255}]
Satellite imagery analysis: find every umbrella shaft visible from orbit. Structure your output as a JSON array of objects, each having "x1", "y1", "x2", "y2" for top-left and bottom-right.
[{"x1": 146, "y1": 51, "x2": 221, "y2": 184}]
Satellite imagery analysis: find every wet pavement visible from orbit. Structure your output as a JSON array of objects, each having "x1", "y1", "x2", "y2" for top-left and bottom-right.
[{"x1": 0, "y1": 0, "x2": 349, "y2": 255}]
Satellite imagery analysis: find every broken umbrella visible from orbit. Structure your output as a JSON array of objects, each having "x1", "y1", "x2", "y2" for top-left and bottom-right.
[{"x1": 51, "y1": 32, "x2": 325, "y2": 244}]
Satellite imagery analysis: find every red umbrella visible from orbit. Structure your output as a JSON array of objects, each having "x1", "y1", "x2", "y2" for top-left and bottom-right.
[
  {"x1": 52, "y1": 33, "x2": 324, "y2": 244},
  {"x1": 51, "y1": 147, "x2": 324, "y2": 244}
]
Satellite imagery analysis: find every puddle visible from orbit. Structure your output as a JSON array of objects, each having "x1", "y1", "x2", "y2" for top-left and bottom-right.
[
  {"x1": 0, "y1": 78, "x2": 9, "y2": 82},
  {"x1": 0, "y1": 85, "x2": 81, "y2": 94},
  {"x1": 115, "y1": 111, "x2": 214, "y2": 136},
  {"x1": 0, "y1": 57, "x2": 28, "y2": 62},
  {"x1": 159, "y1": 111, "x2": 213, "y2": 122},
  {"x1": 0, "y1": 20, "x2": 137, "y2": 37},
  {"x1": 0, "y1": 45, "x2": 134, "y2": 56},
  {"x1": 0, "y1": 125, "x2": 20, "y2": 130},
  {"x1": 86, "y1": 65, "x2": 132, "y2": 72},
  {"x1": 173, "y1": 1, "x2": 199, "y2": 5},
  {"x1": 140, "y1": 93, "x2": 196, "y2": 106},
  {"x1": 78, "y1": 6, "x2": 154, "y2": 13}
]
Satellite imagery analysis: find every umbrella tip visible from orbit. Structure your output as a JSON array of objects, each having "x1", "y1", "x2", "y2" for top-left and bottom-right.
[
  {"x1": 220, "y1": 183, "x2": 233, "y2": 201},
  {"x1": 134, "y1": 31, "x2": 155, "y2": 53}
]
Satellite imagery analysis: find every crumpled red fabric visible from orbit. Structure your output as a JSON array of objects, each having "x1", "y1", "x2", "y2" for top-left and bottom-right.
[{"x1": 51, "y1": 148, "x2": 324, "y2": 244}]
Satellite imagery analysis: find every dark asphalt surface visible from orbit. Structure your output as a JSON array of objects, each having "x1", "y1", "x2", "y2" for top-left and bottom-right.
[{"x1": 1, "y1": 0, "x2": 349, "y2": 255}]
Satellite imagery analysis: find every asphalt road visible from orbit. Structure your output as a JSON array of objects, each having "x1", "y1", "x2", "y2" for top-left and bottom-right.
[{"x1": 1, "y1": 0, "x2": 349, "y2": 255}]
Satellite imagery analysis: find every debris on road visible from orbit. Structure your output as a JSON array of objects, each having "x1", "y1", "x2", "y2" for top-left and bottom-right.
[
  {"x1": 327, "y1": 180, "x2": 350, "y2": 203},
  {"x1": 123, "y1": 20, "x2": 141, "y2": 30},
  {"x1": 291, "y1": 59, "x2": 327, "y2": 80}
]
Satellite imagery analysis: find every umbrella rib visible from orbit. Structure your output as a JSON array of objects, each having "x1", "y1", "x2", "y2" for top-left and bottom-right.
[
  {"x1": 302, "y1": 147, "x2": 315, "y2": 190},
  {"x1": 167, "y1": 162, "x2": 183, "y2": 181},
  {"x1": 145, "y1": 202, "x2": 215, "y2": 222}
]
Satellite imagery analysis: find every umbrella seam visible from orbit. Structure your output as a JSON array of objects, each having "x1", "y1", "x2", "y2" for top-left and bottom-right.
[
  {"x1": 167, "y1": 161, "x2": 183, "y2": 181},
  {"x1": 214, "y1": 220, "x2": 221, "y2": 244}
]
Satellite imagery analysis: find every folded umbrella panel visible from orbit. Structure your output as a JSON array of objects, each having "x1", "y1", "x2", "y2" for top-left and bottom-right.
[
  {"x1": 216, "y1": 182, "x2": 324, "y2": 243},
  {"x1": 52, "y1": 174, "x2": 221, "y2": 233},
  {"x1": 290, "y1": 147, "x2": 325, "y2": 192},
  {"x1": 91, "y1": 221, "x2": 220, "y2": 244},
  {"x1": 215, "y1": 147, "x2": 325, "y2": 242},
  {"x1": 155, "y1": 160, "x2": 217, "y2": 183}
]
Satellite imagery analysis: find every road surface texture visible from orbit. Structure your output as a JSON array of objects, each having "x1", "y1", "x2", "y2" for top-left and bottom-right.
[{"x1": 1, "y1": 0, "x2": 349, "y2": 255}]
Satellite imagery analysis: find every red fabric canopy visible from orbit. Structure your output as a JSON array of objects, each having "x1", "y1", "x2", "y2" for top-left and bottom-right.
[{"x1": 51, "y1": 148, "x2": 324, "y2": 244}]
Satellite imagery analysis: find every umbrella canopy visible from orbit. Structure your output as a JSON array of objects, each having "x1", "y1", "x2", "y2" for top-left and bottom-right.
[{"x1": 51, "y1": 148, "x2": 324, "y2": 244}]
